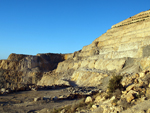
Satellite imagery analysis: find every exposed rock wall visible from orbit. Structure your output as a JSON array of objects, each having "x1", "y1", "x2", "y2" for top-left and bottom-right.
[
  {"x1": 51, "y1": 10, "x2": 150, "y2": 87},
  {"x1": 2, "y1": 10, "x2": 150, "y2": 88},
  {"x1": 0, "y1": 53, "x2": 71, "y2": 89}
]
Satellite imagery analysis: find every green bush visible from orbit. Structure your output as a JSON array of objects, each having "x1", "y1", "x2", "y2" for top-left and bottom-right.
[{"x1": 107, "y1": 75, "x2": 123, "y2": 93}]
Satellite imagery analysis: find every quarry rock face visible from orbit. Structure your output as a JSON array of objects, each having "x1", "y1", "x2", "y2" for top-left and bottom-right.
[
  {"x1": 51, "y1": 10, "x2": 150, "y2": 87},
  {"x1": 0, "y1": 53, "x2": 72, "y2": 90},
  {"x1": 1, "y1": 10, "x2": 150, "y2": 88}
]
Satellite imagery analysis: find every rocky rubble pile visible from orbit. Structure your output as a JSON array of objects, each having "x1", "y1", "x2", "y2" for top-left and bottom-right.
[
  {"x1": 33, "y1": 87, "x2": 100, "y2": 103},
  {"x1": 69, "y1": 70, "x2": 150, "y2": 113},
  {"x1": 41, "y1": 69, "x2": 150, "y2": 113},
  {"x1": 62, "y1": 86, "x2": 100, "y2": 95}
]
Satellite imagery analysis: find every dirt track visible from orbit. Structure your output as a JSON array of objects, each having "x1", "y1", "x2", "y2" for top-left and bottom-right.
[{"x1": 0, "y1": 88, "x2": 78, "y2": 113}]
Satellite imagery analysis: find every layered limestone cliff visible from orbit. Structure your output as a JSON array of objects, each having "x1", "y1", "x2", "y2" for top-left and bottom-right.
[
  {"x1": 38, "y1": 10, "x2": 150, "y2": 87},
  {"x1": 1, "y1": 10, "x2": 150, "y2": 89}
]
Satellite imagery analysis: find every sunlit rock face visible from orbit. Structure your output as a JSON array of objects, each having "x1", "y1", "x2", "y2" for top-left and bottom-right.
[
  {"x1": 1, "y1": 10, "x2": 150, "y2": 88},
  {"x1": 53, "y1": 10, "x2": 150, "y2": 87},
  {"x1": 0, "y1": 53, "x2": 70, "y2": 89}
]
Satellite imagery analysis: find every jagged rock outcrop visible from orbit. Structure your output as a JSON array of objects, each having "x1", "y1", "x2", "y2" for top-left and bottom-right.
[{"x1": 0, "y1": 53, "x2": 72, "y2": 90}]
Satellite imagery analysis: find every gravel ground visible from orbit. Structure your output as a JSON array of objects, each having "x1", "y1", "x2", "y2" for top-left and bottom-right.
[{"x1": 0, "y1": 88, "x2": 78, "y2": 113}]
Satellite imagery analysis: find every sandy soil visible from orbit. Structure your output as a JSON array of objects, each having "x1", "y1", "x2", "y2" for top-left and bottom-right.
[{"x1": 0, "y1": 88, "x2": 78, "y2": 113}]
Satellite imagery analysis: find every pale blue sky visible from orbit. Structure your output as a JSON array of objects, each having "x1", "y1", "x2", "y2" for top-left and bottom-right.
[{"x1": 0, "y1": 0, "x2": 150, "y2": 59}]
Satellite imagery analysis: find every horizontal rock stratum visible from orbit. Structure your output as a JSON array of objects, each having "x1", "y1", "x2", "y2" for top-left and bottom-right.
[
  {"x1": 51, "y1": 10, "x2": 150, "y2": 87},
  {"x1": 1, "y1": 10, "x2": 150, "y2": 89}
]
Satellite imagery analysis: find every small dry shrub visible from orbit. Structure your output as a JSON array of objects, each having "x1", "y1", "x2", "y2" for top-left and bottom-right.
[
  {"x1": 108, "y1": 75, "x2": 123, "y2": 93},
  {"x1": 107, "y1": 75, "x2": 123, "y2": 99}
]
